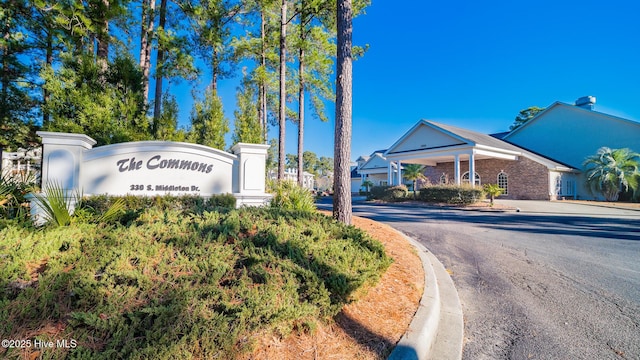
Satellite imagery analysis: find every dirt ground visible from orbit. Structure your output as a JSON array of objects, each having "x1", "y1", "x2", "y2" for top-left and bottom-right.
[{"x1": 246, "y1": 213, "x2": 424, "y2": 360}]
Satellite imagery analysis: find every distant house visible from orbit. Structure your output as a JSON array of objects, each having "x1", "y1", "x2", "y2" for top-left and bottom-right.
[
  {"x1": 1, "y1": 147, "x2": 41, "y2": 182},
  {"x1": 350, "y1": 150, "x2": 401, "y2": 193},
  {"x1": 355, "y1": 96, "x2": 640, "y2": 200},
  {"x1": 281, "y1": 168, "x2": 315, "y2": 190}
]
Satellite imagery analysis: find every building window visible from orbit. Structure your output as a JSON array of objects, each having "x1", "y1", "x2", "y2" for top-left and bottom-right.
[
  {"x1": 380, "y1": 180, "x2": 388, "y2": 186},
  {"x1": 555, "y1": 174, "x2": 575, "y2": 196},
  {"x1": 497, "y1": 172, "x2": 508, "y2": 195},
  {"x1": 555, "y1": 175, "x2": 562, "y2": 196},
  {"x1": 439, "y1": 173, "x2": 447, "y2": 184},
  {"x1": 461, "y1": 171, "x2": 480, "y2": 186},
  {"x1": 563, "y1": 179, "x2": 575, "y2": 196}
]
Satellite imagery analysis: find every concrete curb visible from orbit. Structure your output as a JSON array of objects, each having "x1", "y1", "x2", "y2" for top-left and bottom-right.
[{"x1": 388, "y1": 234, "x2": 463, "y2": 360}]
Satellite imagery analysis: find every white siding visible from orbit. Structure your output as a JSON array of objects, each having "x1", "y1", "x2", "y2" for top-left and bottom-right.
[
  {"x1": 507, "y1": 104, "x2": 640, "y2": 169},
  {"x1": 389, "y1": 123, "x2": 466, "y2": 154},
  {"x1": 361, "y1": 154, "x2": 389, "y2": 171},
  {"x1": 351, "y1": 178, "x2": 362, "y2": 193}
]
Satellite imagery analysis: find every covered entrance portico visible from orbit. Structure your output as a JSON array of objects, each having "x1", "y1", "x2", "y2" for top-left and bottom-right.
[{"x1": 383, "y1": 121, "x2": 520, "y2": 186}]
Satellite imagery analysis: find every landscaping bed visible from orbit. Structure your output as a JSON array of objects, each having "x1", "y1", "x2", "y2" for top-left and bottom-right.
[
  {"x1": 0, "y1": 206, "x2": 392, "y2": 359},
  {"x1": 247, "y1": 213, "x2": 424, "y2": 359}
]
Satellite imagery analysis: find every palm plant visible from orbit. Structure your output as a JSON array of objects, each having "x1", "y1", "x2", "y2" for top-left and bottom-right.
[
  {"x1": 402, "y1": 164, "x2": 426, "y2": 199},
  {"x1": 483, "y1": 183, "x2": 503, "y2": 206},
  {"x1": 0, "y1": 173, "x2": 38, "y2": 220},
  {"x1": 583, "y1": 147, "x2": 640, "y2": 201},
  {"x1": 30, "y1": 182, "x2": 81, "y2": 227},
  {"x1": 361, "y1": 179, "x2": 374, "y2": 194}
]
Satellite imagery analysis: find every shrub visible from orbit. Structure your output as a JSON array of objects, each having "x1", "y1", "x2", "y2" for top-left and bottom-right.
[
  {"x1": 0, "y1": 172, "x2": 37, "y2": 221},
  {"x1": 209, "y1": 193, "x2": 237, "y2": 208},
  {"x1": 30, "y1": 182, "x2": 81, "y2": 227},
  {"x1": 0, "y1": 207, "x2": 390, "y2": 359},
  {"x1": 418, "y1": 185, "x2": 485, "y2": 205},
  {"x1": 269, "y1": 180, "x2": 316, "y2": 212},
  {"x1": 369, "y1": 185, "x2": 408, "y2": 202},
  {"x1": 483, "y1": 183, "x2": 503, "y2": 205},
  {"x1": 80, "y1": 193, "x2": 237, "y2": 220}
]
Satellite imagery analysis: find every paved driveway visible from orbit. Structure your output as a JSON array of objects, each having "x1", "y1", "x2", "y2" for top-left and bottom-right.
[
  {"x1": 495, "y1": 199, "x2": 640, "y2": 217},
  {"x1": 321, "y1": 199, "x2": 640, "y2": 359}
]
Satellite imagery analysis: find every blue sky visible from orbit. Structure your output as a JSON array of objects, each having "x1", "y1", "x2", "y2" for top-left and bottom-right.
[{"x1": 174, "y1": 0, "x2": 640, "y2": 161}]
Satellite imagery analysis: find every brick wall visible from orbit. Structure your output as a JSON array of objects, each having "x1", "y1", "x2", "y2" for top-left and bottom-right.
[{"x1": 422, "y1": 157, "x2": 550, "y2": 200}]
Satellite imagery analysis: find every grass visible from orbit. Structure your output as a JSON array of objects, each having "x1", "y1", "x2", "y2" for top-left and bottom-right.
[{"x1": 0, "y1": 206, "x2": 391, "y2": 359}]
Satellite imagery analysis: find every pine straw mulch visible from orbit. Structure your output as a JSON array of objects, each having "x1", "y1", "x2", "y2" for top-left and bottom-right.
[{"x1": 244, "y1": 212, "x2": 424, "y2": 360}]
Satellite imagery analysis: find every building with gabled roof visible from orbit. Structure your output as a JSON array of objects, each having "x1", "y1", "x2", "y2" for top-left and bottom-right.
[
  {"x1": 354, "y1": 96, "x2": 640, "y2": 200},
  {"x1": 350, "y1": 150, "x2": 401, "y2": 193},
  {"x1": 382, "y1": 120, "x2": 577, "y2": 200}
]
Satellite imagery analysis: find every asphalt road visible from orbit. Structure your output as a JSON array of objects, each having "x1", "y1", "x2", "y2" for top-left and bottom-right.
[{"x1": 318, "y1": 199, "x2": 640, "y2": 360}]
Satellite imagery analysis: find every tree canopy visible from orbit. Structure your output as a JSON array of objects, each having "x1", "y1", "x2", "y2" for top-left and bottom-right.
[
  {"x1": 0, "y1": 0, "x2": 368, "y2": 166},
  {"x1": 510, "y1": 106, "x2": 545, "y2": 131}
]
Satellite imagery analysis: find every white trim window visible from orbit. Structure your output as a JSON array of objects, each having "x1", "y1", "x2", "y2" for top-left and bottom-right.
[
  {"x1": 555, "y1": 174, "x2": 575, "y2": 196},
  {"x1": 462, "y1": 171, "x2": 481, "y2": 186},
  {"x1": 497, "y1": 171, "x2": 508, "y2": 195}
]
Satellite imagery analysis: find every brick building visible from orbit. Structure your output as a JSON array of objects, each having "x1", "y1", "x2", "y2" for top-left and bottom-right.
[
  {"x1": 383, "y1": 120, "x2": 576, "y2": 200},
  {"x1": 363, "y1": 96, "x2": 640, "y2": 201}
]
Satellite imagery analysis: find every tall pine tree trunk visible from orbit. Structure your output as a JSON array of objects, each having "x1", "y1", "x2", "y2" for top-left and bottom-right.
[
  {"x1": 277, "y1": 0, "x2": 287, "y2": 180},
  {"x1": 96, "y1": 0, "x2": 110, "y2": 70},
  {"x1": 297, "y1": 19, "x2": 305, "y2": 186},
  {"x1": 152, "y1": 0, "x2": 167, "y2": 137},
  {"x1": 140, "y1": 0, "x2": 155, "y2": 101},
  {"x1": 212, "y1": 47, "x2": 218, "y2": 92},
  {"x1": 43, "y1": 30, "x2": 53, "y2": 126},
  {"x1": 259, "y1": 8, "x2": 267, "y2": 143},
  {"x1": 333, "y1": 0, "x2": 352, "y2": 224}
]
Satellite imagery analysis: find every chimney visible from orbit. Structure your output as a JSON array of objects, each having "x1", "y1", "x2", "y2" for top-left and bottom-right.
[{"x1": 575, "y1": 96, "x2": 596, "y2": 110}]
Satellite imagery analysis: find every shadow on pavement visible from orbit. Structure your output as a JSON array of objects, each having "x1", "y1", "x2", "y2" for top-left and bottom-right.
[{"x1": 318, "y1": 201, "x2": 640, "y2": 242}]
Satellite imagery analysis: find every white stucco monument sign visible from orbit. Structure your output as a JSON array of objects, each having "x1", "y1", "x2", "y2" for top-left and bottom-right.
[{"x1": 37, "y1": 131, "x2": 271, "y2": 207}]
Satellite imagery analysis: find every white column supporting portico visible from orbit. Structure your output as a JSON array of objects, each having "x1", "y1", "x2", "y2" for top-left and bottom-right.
[
  {"x1": 388, "y1": 162, "x2": 393, "y2": 185},
  {"x1": 469, "y1": 151, "x2": 476, "y2": 187},
  {"x1": 396, "y1": 161, "x2": 402, "y2": 186},
  {"x1": 454, "y1": 154, "x2": 461, "y2": 185}
]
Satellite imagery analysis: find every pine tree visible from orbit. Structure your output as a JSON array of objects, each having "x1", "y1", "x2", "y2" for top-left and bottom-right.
[
  {"x1": 333, "y1": 0, "x2": 352, "y2": 224},
  {"x1": 188, "y1": 89, "x2": 229, "y2": 149},
  {"x1": 232, "y1": 75, "x2": 263, "y2": 144}
]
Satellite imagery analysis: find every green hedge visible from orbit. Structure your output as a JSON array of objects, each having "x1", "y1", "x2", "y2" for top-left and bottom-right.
[
  {"x1": 417, "y1": 185, "x2": 485, "y2": 205},
  {"x1": 369, "y1": 185, "x2": 408, "y2": 202},
  {"x1": 81, "y1": 193, "x2": 237, "y2": 215}
]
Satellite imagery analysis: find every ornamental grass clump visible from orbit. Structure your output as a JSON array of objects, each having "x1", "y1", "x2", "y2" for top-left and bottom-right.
[
  {"x1": 269, "y1": 180, "x2": 316, "y2": 212},
  {"x1": 30, "y1": 182, "x2": 81, "y2": 227}
]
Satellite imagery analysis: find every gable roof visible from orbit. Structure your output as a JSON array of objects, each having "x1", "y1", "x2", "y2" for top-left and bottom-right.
[
  {"x1": 429, "y1": 121, "x2": 528, "y2": 153},
  {"x1": 360, "y1": 152, "x2": 392, "y2": 170},
  {"x1": 385, "y1": 120, "x2": 526, "y2": 156},
  {"x1": 385, "y1": 119, "x2": 576, "y2": 171},
  {"x1": 503, "y1": 101, "x2": 640, "y2": 140}
]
